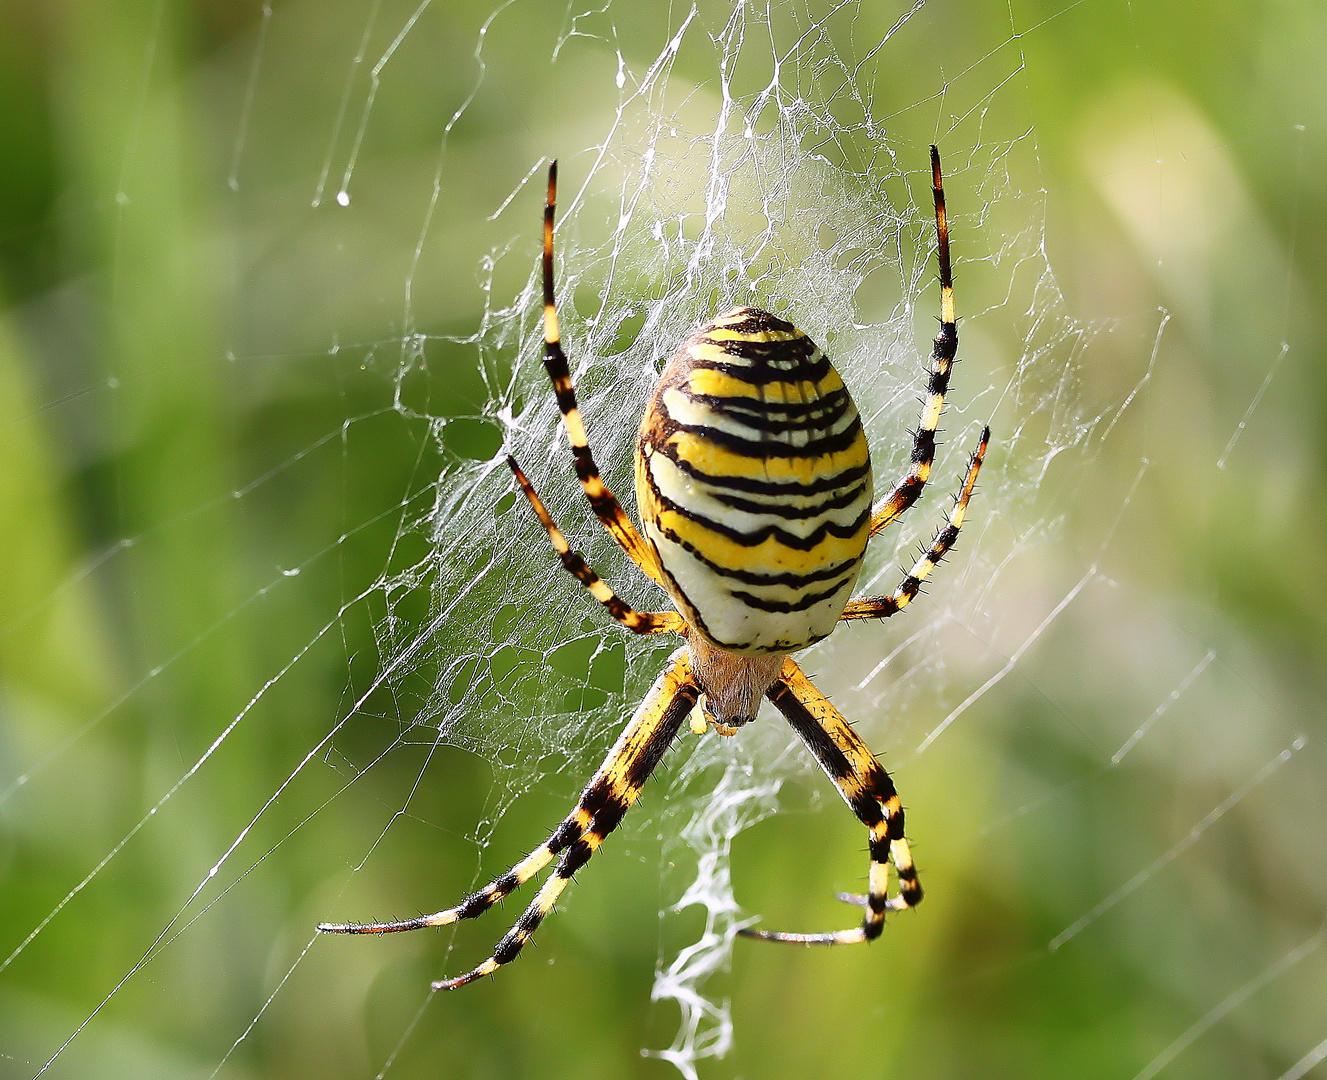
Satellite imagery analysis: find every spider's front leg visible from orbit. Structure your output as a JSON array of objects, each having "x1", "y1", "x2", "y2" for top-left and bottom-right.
[
  {"x1": 320, "y1": 650, "x2": 699, "y2": 989},
  {"x1": 430, "y1": 651, "x2": 699, "y2": 989},
  {"x1": 739, "y1": 659, "x2": 918, "y2": 945}
]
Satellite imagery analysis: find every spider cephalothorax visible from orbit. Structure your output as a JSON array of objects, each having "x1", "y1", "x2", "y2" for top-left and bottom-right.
[{"x1": 320, "y1": 148, "x2": 989, "y2": 984}]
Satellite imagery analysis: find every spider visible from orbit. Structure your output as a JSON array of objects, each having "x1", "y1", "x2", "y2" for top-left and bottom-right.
[{"x1": 319, "y1": 146, "x2": 989, "y2": 989}]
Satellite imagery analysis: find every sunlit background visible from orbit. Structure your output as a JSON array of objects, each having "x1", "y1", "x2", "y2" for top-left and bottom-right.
[{"x1": 2, "y1": 1, "x2": 1326, "y2": 1078}]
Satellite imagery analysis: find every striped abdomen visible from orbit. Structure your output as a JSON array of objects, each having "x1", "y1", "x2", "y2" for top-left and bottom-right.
[{"x1": 635, "y1": 307, "x2": 873, "y2": 655}]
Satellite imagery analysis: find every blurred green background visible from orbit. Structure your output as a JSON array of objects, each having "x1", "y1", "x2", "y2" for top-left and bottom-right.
[{"x1": 2, "y1": 0, "x2": 1326, "y2": 1078}]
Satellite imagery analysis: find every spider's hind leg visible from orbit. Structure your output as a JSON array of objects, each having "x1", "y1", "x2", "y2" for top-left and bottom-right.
[
  {"x1": 869, "y1": 144, "x2": 961, "y2": 538},
  {"x1": 739, "y1": 659, "x2": 919, "y2": 946},
  {"x1": 538, "y1": 162, "x2": 665, "y2": 588},
  {"x1": 841, "y1": 425, "x2": 988, "y2": 622},
  {"x1": 506, "y1": 455, "x2": 683, "y2": 635}
]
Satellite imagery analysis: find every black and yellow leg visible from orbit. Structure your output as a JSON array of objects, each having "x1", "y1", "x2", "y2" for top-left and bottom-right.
[
  {"x1": 506, "y1": 455, "x2": 684, "y2": 635},
  {"x1": 317, "y1": 804, "x2": 591, "y2": 935},
  {"x1": 739, "y1": 658, "x2": 919, "y2": 945},
  {"x1": 842, "y1": 425, "x2": 988, "y2": 622},
  {"x1": 870, "y1": 145, "x2": 960, "y2": 538},
  {"x1": 319, "y1": 652, "x2": 696, "y2": 956},
  {"x1": 432, "y1": 651, "x2": 700, "y2": 989},
  {"x1": 540, "y1": 162, "x2": 666, "y2": 588}
]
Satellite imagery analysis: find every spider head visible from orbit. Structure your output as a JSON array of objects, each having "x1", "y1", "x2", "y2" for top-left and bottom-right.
[{"x1": 685, "y1": 634, "x2": 786, "y2": 733}]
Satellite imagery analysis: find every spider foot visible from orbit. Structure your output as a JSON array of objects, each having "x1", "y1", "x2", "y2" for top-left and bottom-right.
[
  {"x1": 737, "y1": 887, "x2": 915, "y2": 944},
  {"x1": 737, "y1": 923, "x2": 868, "y2": 945},
  {"x1": 836, "y1": 890, "x2": 912, "y2": 912},
  {"x1": 432, "y1": 958, "x2": 499, "y2": 991},
  {"x1": 318, "y1": 909, "x2": 458, "y2": 934}
]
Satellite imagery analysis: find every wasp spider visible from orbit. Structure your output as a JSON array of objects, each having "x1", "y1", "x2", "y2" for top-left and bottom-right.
[{"x1": 319, "y1": 147, "x2": 989, "y2": 988}]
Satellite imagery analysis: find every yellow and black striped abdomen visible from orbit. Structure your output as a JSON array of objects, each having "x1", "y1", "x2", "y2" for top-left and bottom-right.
[{"x1": 635, "y1": 307, "x2": 873, "y2": 655}]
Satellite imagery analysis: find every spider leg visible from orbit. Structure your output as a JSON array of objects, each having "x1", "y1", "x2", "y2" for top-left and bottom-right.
[
  {"x1": 739, "y1": 658, "x2": 918, "y2": 945},
  {"x1": 319, "y1": 651, "x2": 696, "y2": 942},
  {"x1": 869, "y1": 145, "x2": 960, "y2": 539},
  {"x1": 432, "y1": 650, "x2": 700, "y2": 989},
  {"x1": 540, "y1": 162, "x2": 666, "y2": 588},
  {"x1": 318, "y1": 818, "x2": 574, "y2": 935},
  {"x1": 841, "y1": 425, "x2": 988, "y2": 622},
  {"x1": 507, "y1": 455, "x2": 684, "y2": 635}
]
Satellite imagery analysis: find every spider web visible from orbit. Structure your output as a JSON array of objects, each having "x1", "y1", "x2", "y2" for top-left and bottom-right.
[{"x1": 3, "y1": 1, "x2": 1324, "y2": 1079}]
